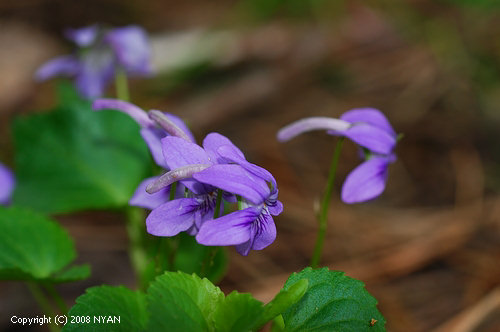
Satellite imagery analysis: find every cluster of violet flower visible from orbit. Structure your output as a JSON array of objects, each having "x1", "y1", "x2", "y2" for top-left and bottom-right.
[
  {"x1": 35, "y1": 25, "x2": 152, "y2": 99},
  {"x1": 94, "y1": 99, "x2": 282, "y2": 255},
  {"x1": 277, "y1": 108, "x2": 398, "y2": 203},
  {"x1": 32, "y1": 23, "x2": 399, "y2": 256}
]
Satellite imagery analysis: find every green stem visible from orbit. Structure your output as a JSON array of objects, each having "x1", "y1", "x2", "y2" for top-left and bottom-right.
[
  {"x1": 125, "y1": 206, "x2": 149, "y2": 290},
  {"x1": 169, "y1": 182, "x2": 177, "y2": 201},
  {"x1": 115, "y1": 68, "x2": 130, "y2": 101},
  {"x1": 167, "y1": 236, "x2": 179, "y2": 269},
  {"x1": 310, "y1": 137, "x2": 344, "y2": 268},
  {"x1": 26, "y1": 282, "x2": 60, "y2": 332},
  {"x1": 213, "y1": 189, "x2": 223, "y2": 218},
  {"x1": 200, "y1": 190, "x2": 224, "y2": 276},
  {"x1": 236, "y1": 195, "x2": 243, "y2": 210},
  {"x1": 43, "y1": 283, "x2": 68, "y2": 314},
  {"x1": 157, "y1": 237, "x2": 172, "y2": 273},
  {"x1": 200, "y1": 247, "x2": 218, "y2": 277}
]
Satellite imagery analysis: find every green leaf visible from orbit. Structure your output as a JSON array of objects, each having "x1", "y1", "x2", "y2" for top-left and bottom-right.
[
  {"x1": 63, "y1": 286, "x2": 147, "y2": 332},
  {"x1": 12, "y1": 85, "x2": 151, "y2": 213},
  {"x1": 64, "y1": 271, "x2": 272, "y2": 331},
  {"x1": 0, "y1": 207, "x2": 87, "y2": 282},
  {"x1": 282, "y1": 267, "x2": 386, "y2": 332},
  {"x1": 257, "y1": 279, "x2": 308, "y2": 327},
  {"x1": 146, "y1": 271, "x2": 224, "y2": 332},
  {"x1": 213, "y1": 291, "x2": 264, "y2": 332},
  {"x1": 173, "y1": 233, "x2": 227, "y2": 282},
  {"x1": 50, "y1": 264, "x2": 91, "y2": 283}
]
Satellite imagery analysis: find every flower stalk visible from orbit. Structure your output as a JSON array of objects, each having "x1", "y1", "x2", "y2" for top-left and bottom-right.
[
  {"x1": 213, "y1": 189, "x2": 223, "y2": 219},
  {"x1": 310, "y1": 137, "x2": 344, "y2": 268},
  {"x1": 125, "y1": 206, "x2": 150, "y2": 290},
  {"x1": 113, "y1": 71, "x2": 152, "y2": 288},
  {"x1": 26, "y1": 282, "x2": 60, "y2": 332},
  {"x1": 42, "y1": 283, "x2": 68, "y2": 314},
  {"x1": 115, "y1": 68, "x2": 130, "y2": 101}
]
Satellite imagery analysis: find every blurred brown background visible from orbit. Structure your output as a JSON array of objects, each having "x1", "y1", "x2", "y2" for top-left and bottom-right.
[{"x1": 1, "y1": 0, "x2": 500, "y2": 331}]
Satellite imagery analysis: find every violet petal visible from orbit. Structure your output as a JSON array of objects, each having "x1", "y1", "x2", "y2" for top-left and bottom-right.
[
  {"x1": 146, "y1": 198, "x2": 197, "y2": 236},
  {"x1": 140, "y1": 128, "x2": 168, "y2": 168},
  {"x1": 129, "y1": 176, "x2": 169, "y2": 210},
  {"x1": 251, "y1": 210, "x2": 277, "y2": 250},
  {"x1": 65, "y1": 25, "x2": 98, "y2": 47},
  {"x1": 196, "y1": 208, "x2": 259, "y2": 246},
  {"x1": 0, "y1": 163, "x2": 15, "y2": 205},
  {"x1": 193, "y1": 164, "x2": 269, "y2": 205},
  {"x1": 341, "y1": 123, "x2": 396, "y2": 155},
  {"x1": 105, "y1": 25, "x2": 152, "y2": 75},
  {"x1": 341, "y1": 157, "x2": 390, "y2": 203},
  {"x1": 161, "y1": 136, "x2": 210, "y2": 170},
  {"x1": 34, "y1": 55, "x2": 80, "y2": 81},
  {"x1": 217, "y1": 145, "x2": 277, "y2": 187},
  {"x1": 340, "y1": 107, "x2": 396, "y2": 136},
  {"x1": 76, "y1": 50, "x2": 115, "y2": 99},
  {"x1": 202, "y1": 132, "x2": 245, "y2": 164},
  {"x1": 235, "y1": 240, "x2": 253, "y2": 256},
  {"x1": 267, "y1": 199, "x2": 283, "y2": 216}
]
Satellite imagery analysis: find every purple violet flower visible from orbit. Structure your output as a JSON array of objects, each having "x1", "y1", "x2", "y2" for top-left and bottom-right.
[
  {"x1": 95, "y1": 97, "x2": 282, "y2": 255},
  {"x1": 143, "y1": 130, "x2": 282, "y2": 255},
  {"x1": 0, "y1": 163, "x2": 15, "y2": 205},
  {"x1": 192, "y1": 133, "x2": 282, "y2": 255},
  {"x1": 35, "y1": 25, "x2": 152, "y2": 99},
  {"x1": 193, "y1": 163, "x2": 281, "y2": 256},
  {"x1": 143, "y1": 133, "x2": 252, "y2": 237},
  {"x1": 277, "y1": 108, "x2": 397, "y2": 203}
]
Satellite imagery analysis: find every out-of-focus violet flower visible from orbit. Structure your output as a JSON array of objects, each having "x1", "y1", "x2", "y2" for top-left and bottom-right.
[
  {"x1": 35, "y1": 25, "x2": 152, "y2": 99},
  {"x1": 0, "y1": 163, "x2": 15, "y2": 205},
  {"x1": 277, "y1": 108, "x2": 397, "y2": 204}
]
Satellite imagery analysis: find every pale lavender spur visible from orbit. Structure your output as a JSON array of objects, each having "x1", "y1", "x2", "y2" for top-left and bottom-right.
[
  {"x1": 35, "y1": 25, "x2": 152, "y2": 99},
  {"x1": 277, "y1": 108, "x2": 397, "y2": 203}
]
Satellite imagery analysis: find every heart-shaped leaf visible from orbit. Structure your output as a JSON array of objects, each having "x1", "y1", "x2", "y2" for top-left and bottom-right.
[
  {"x1": 63, "y1": 286, "x2": 147, "y2": 332},
  {"x1": 0, "y1": 207, "x2": 89, "y2": 282},
  {"x1": 12, "y1": 84, "x2": 151, "y2": 214},
  {"x1": 281, "y1": 267, "x2": 386, "y2": 332}
]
